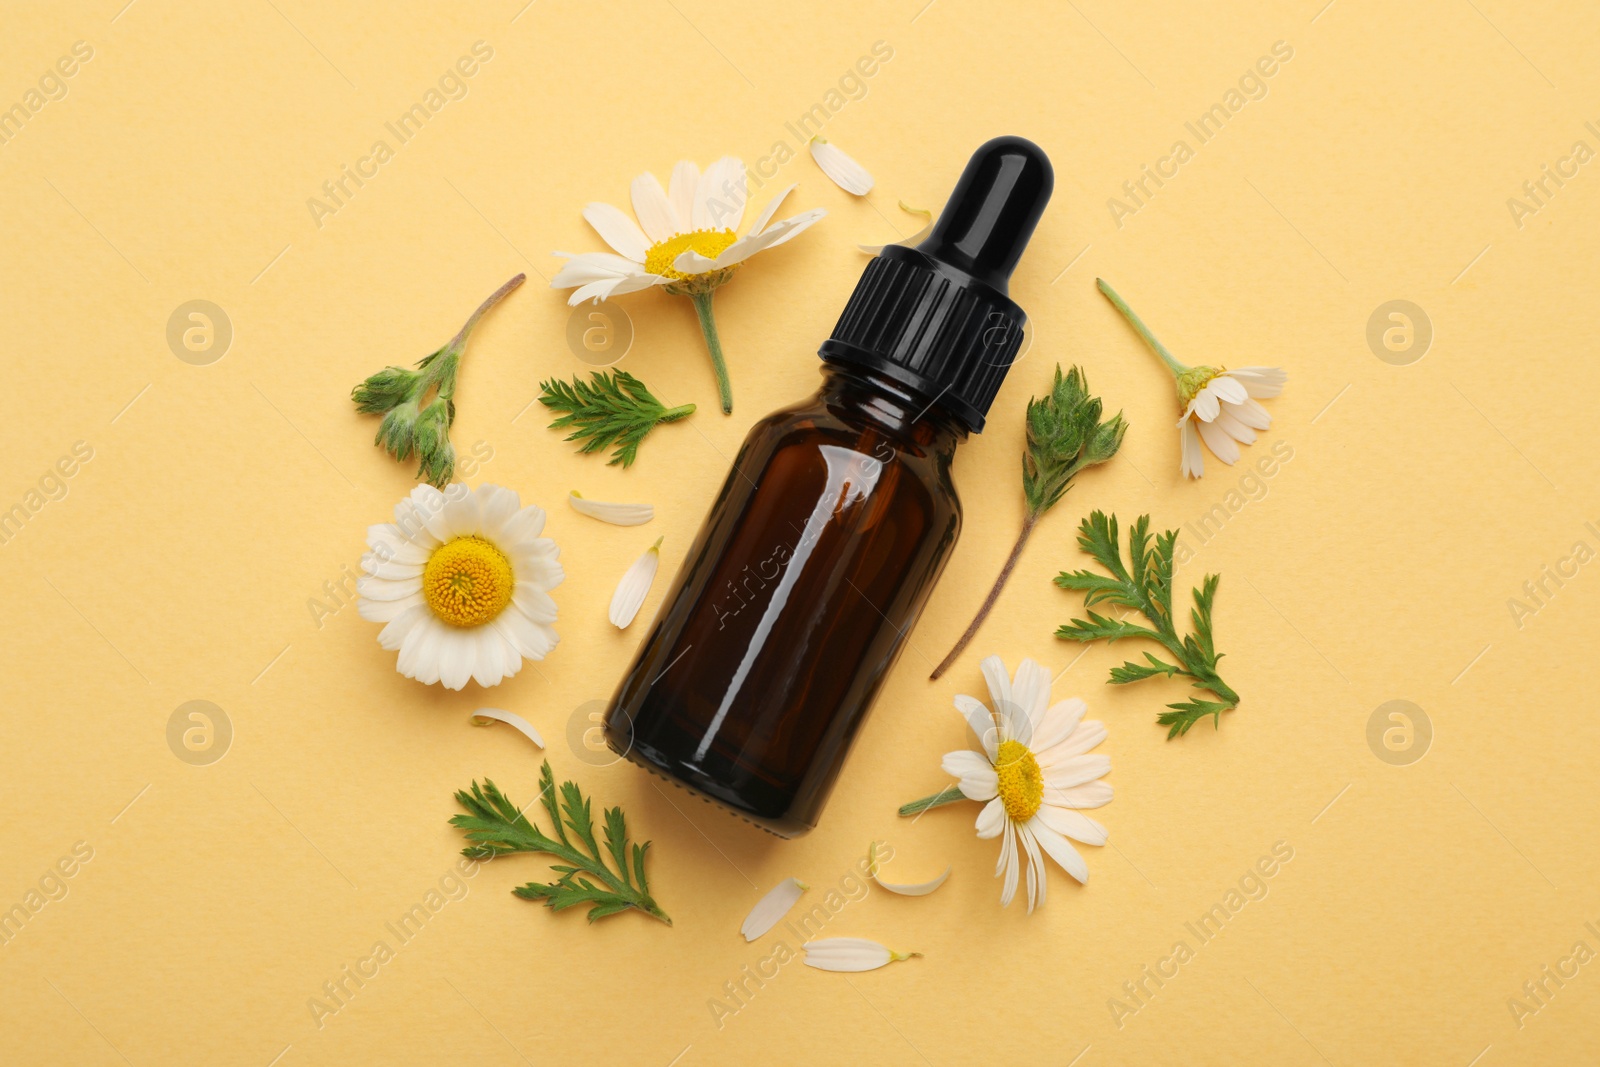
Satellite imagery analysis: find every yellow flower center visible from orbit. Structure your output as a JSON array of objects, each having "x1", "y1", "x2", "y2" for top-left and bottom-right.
[
  {"x1": 994, "y1": 739, "x2": 1044, "y2": 823},
  {"x1": 644, "y1": 228, "x2": 739, "y2": 280},
  {"x1": 422, "y1": 536, "x2": 514, "y2": 627}
]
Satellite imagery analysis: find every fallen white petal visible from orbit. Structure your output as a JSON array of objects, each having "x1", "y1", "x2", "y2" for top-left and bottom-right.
[
  {"x1": 468, "y1": 708, "x2": 545, "y2": 749},
  {"x1": 868, "y1": 841, "x2": 951, "y2": 896},
  {"x1": 740, "y1": 877, "x2": 807, "y2": 941},
  {"x1": 609, "y1": 538, "x2": 662, "y2": 629},
  {"x1": 809, "y1": 138, "x2": 874, "y2": 195},
  {"x1": 568, "y1": 491, "x2": 653, "y2": 526},
  {"x1": 801, "y1": 938, "x2": 919, "y2": 972},
  {"x1": 859, "y1": 202, "x2": 933, "y2": 254}
]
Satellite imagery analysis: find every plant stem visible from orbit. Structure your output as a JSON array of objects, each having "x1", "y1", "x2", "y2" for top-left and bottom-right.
[
  {"x1": 898, "y1": 785, "x2": 967, "y2": 817},
  {"x1": 1096, "y1": 277, "x2": 1189, "y2": 376},
  {"x1": 448, "y1": 272, "x2": 526, "y2": 353},
  {"x1": 688, "y1": 290, "x2": 733, "y2": 414},
  {"x1": 660, "y1": 403, "x2": 697, "y2": 423},
  {"x1": 929, "y1": 512, "x2": 1039, "y2": 680}
]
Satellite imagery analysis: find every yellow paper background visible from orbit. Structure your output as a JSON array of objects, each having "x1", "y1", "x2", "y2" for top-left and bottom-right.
[{"x1": 4, "y1": 1, "x2": 1598, "y2": 1063}]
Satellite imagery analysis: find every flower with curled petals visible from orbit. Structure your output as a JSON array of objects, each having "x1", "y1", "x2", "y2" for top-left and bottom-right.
[
  {"x1": 358, "y1": 483, "x2": 561, "y2": 690},
  {"x1": 1097, "y1": 277, "x2": 1286, "y2": 478},
  {"x1": 551, "y1": 158, "x2": 826, "y2": 414}
]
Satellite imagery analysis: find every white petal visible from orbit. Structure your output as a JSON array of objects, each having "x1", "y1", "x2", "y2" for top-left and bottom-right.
[
  {"x1": 1197, "y1": 417, "x2": 1241, "y2": 465},
  {"x1": 1037, "y1": 719, "x2": 1106, "y2": 765},
  {"x1": 809, "y1": 138, "x2": 874, "y2": 195},
  {"x1": 473, "y1": 484, "x2": 522, "y2": 537},
  {"x1": 1208, "y1": 374, "x2": 1249, "y2": 405},
  {"x1": 609, "y1": 539, "x2": 661, "y2": 629},
  {"x1": 974, "y1": 797, "x2": 1006, "y2": 839},
  {"x1": 511, "y1": 579, "x2": 560, "y2": 623},
  {"x1": 567, "y1": 271, "x2": 670, "y2": 306},
  {"x1": 1212, "y1": 408, "x2": 1256, "y2": 445},
  {"x1": 1229, "y1": 366, "x2": 1287, "y2": 398},
  {"x1": 567, "y1": 491, "x2": 653, "y2": 526},
  {"x1": 868, "y1": 843, "x2": 951, "y2": 896},
  {"x1": 359, "y1": 589, "x2": 423, "y2": 623},
  {"x1": 1043, "y1": 754, "x2": 1112, "y2": 791},
  {"x1": 746, "y1": 183, "x2": 795, "y2": 236},
  {"x1": 1036, "y1": 804, "x2": 1108, "y2": 846},
  {"x1": 668, "y1": 160, "x2": 699, "y2": 229},
  {"x1": 1190, "y1": 382, "x2": 1223, "y2": 422},
  {"x1": 1018, "y1": 823, "x2": 1045, "y2": 913},
  {"x1": 1179, "y1": 417, "x2": 1205, "y2": 479},
  {"x1": 400, "y1": 614, "x2": 447, "y2": 685},
  {"x1": 469, "y1": 707, "x2": 545, "y2": 749},
  {"x1": 953, "y1": 693, "x2": 999, "y2": 760},
  {"x1": 1009, "y1": 658, "x2": 1052, "y2": 741},
  {"x1": 941, "y1": 749, "x2": 998, "y2": 802},
  {"x1": 470, "y1": 625, "x2": 508, "y2": 688},
  {"x1": 1028, "y1": 816, "x2": 1090, "y2": 884},
  {"x1": 581, "y1": 201, "x2": 650, "y2": 262},
  {"x1": 801, "y1": 938, "x2": 916, "y2": 972},
  {"x1": 378, "y1": 603, "x2": 430, "y2": 651},
  {"x1": 694, "y1": 156, "x2": 746, "y2": 231},
  {"x1": 741, "y1": 877, "x2": 806, "y2": 941},
  {"x1": 550, "y1": 251, "x2": 649, "y2": 290},
  {"x1": 978, "y1": 656, "x2": 1013, "y2": 732},
  {"x1": 675, "y1": 208, "x2": 825, "y2": 273},
  {"x1": 437, "y1": 627, "x2": 477, "y2": 691},
  {"x1": 358, "y1": 574, "x2": 421, "y2": 602},
  {"x1": 1222, "y1": 397, "x2": 1272, "y2": 430},
  {"x1": 1047, "y1": 780, "x2": 1113, "y2": 810},
  {"x1": 500, "y1": 503, "x2": 548, "y2": 545},
  {"x1": 1030, "y1": 698, "x2": 1088, "y2": 753},
  {"x1": 492, "y1": 611, "x2": 555, "y2": 661},
  {"x1": 630, "y1": 172, "x2": 678, "y2": 244},
  {"x1": 998, "y1": 822, "x2": 1020, "y2": 906}
]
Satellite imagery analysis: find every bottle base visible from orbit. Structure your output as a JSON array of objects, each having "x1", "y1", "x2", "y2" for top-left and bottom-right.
[{"x1": 611, "y1": 738, "x2": 814, "y2": 839}]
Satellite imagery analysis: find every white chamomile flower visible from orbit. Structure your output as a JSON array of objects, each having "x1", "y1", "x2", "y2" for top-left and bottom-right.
[
  {"x1": 1097, "y1": 278, "x2": 1287, "y2": 479},
  {"x1": 809, "y1": 137, "x2": 874, "y2": 195},
  {"x1": 358, "y1": 483, "x2": 561, "y2": 690},
  {"x1": 551, "y1": 157, "x2": 827, "y2": 414},
  {"x1": 609, "y1": 537, "x2": 661, "y2": 629},
  {"x1": 940, "y1": 656, "x2": 1110, "y2": 914}
]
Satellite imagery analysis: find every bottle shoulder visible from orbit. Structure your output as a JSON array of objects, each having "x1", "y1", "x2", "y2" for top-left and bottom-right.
[{"x1": 733, "y1": 398, "x2": 963, "y2": 520}]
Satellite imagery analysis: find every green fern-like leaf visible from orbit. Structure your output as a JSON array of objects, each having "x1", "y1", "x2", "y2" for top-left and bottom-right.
[
  {"x1": 538, "y1": 370, "x2": 695, "y2": 468},
  {"x1": 1054, "y1": 511, "x2": 1240, "y2": 737},
  {"x1": 451, "y1": 761, "x2": 670, "y2": 924}
]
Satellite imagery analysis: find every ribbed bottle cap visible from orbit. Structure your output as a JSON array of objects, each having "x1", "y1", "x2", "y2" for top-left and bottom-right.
[{"x1": 818, "y1": 136, "x2": 1054, "y2": 433}]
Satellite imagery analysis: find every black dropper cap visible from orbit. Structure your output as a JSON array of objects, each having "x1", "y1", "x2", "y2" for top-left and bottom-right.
[{"x1": 819, "y1": 136, "x2": 1054, "y2": 433}]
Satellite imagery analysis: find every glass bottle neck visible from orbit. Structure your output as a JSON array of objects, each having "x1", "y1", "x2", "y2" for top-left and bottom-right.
[{"x1": 816, "y1": 363, "x2": 967, "y2": 456}]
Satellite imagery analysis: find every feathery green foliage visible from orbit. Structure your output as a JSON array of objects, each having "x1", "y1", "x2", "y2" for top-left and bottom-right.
[
  {"x1": 538, "y1": 370, "x2": 695, "y2": 468},
  {"x1": 1054, "y1": 511, "x2": 1239, "y2": 738},
  {"x1": 450, "y1": 761, "x2": 670, "y2": 924}
]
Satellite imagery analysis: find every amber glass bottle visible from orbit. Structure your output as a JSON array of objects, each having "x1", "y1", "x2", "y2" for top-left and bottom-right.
[{"x1": 605, "y1": 137, "x2": 1054, "y2": 836}]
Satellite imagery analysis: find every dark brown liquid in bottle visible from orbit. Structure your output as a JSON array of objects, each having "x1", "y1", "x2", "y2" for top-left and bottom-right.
[{"x1": 604, "y1": 365, "x2": 963, "y2": 836}]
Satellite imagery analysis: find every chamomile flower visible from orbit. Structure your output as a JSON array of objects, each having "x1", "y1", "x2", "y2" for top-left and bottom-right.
[
  {"x1": 551, "y1": 158, "x2": 827, "y2": 414},
  {"x1": 358, "y1": 483, "x2": 562, "y2": 690},
  {"x1": 938, "y1": 656, "x2": 1111, "y2": 913},
  {"x1": 1097, "y1": 278, "x2": 1287, "y2": 479}
]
